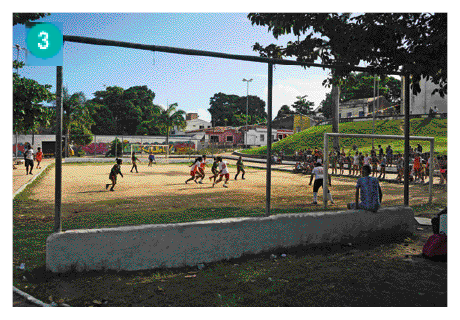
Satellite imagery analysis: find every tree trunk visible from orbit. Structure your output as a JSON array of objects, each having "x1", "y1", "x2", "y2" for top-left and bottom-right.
[{"x1": 331, "y1": 84, "x2": 340, "y2": 151}]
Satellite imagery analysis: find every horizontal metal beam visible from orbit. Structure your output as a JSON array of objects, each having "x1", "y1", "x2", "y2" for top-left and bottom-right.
[
  {"x1": 325, "y1": 133, "x2": 434, "y2": 142},
  {"x1": 62, "y1": 35, "x2": 403, "y2": 75}
]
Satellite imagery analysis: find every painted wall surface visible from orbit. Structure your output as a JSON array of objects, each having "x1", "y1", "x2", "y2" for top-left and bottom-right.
[
  {"x1": 12, "y1": 135, "x2": 199, "y2": 156},
  {"x1": 410, "y1": 78, "x2": 448, "y2": 114},
  {"x1": 46, "y1": 206, "x2": 414, "y2": 272}
]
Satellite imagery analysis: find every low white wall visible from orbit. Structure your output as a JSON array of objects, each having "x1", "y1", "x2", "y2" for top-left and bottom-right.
[{"x1": 46, "y1": 206, "x2": 414, "y2": 273}]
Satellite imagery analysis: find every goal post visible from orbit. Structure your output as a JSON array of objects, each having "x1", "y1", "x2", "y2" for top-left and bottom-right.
[
  {"x1": 130, "y1": 144, "x2": 172, "y2": 158},
  {"x1": 323, "y1": 133, "x2": 435, "y2": 209}
]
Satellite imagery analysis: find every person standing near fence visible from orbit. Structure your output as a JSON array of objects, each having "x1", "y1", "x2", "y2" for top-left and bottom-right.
[{"x1": 348, "y1": 165, "x2": 382, "y2": 212}]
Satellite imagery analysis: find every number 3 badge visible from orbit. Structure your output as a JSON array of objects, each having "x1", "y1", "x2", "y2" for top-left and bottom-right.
[{"x1": 26, "y1": 22, "x2": 63, "y2": 61}]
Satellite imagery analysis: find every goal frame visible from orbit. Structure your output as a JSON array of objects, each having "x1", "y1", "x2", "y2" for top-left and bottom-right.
[
  {"x1": 322, "y1": 133, "x2": 435, "y2": 209},
  {"x1": 130, "y1": 144, "x2": 171, "y2": 157}
]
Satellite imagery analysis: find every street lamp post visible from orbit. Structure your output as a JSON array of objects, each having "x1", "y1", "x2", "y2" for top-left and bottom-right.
[
  {"x1": 13, "y1": 44, "x2": 27, "y2": 161},
  {"x1": 242, "y1": 78, "x2": 253, "y2": 148}
]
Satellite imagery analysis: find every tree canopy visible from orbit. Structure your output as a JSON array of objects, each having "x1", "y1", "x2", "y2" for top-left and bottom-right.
[
  {"x1": 248, "y1": 13, "x2": 447, "y2": 97},
  {"x1": 13, "y1": 13, "x2": 50, "y2": 26},
  {"x1": 208, "y1": 92, "x2": 267, "y2": 127}
]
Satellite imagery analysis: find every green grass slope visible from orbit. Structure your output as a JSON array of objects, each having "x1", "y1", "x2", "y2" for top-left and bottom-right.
[{"x1": 242, "y1": 118, "x2": 447, "y2": 156}]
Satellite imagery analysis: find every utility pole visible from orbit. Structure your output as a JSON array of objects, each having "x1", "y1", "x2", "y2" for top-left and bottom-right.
[{"x1": 243, "y1": 78, "x2": 253, "y2": 148}]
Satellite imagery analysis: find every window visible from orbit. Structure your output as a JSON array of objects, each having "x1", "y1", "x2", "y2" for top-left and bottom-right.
[
  {"x1": 226, "y1": 136, "x2": 233, "y2": 142},
  {"x1": 260, "y1": 134, "x2": 264, "y2": 142},
  {"x1": 278, "y1": 134, "x2": 283, "y2": 140},
  {"x1": 339, "y1": 113, "x2": 341, "y2": 118},
  {"x1": 358, "y1": 111, "x2": 364, "y2": 117},
  {"x1": 347, "y1": 112, "x2": 352, "y2": 118},
  {"x1": 199, "y1": 125, "x2": 204, "y2": 129},
  {"x1": 210, "y1": 136, "x2": 219, "y2": 143}
]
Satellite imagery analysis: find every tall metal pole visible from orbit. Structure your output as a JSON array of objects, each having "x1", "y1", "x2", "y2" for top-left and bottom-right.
[
  {"x1": 54, "y1": 66, "x2": 63, "y2": 233},
  {"x1": 403, "y1": 74, "x2": 411, "y2": 206},
  {"x1": 372, "y1": 75, "x2": 376, "y2": 148},
  {"x1": 323, "y1": 133, "x2": 329, "y2": 209},
  {"x1": 265, "y1": 64, "x2": 273, "y2": 217},
  {"x1": 243, "y1": 78, "x2": 253, "y2": 148},
  {"x1": 429, "y1": 139, "x2": 434, "y2": 204}
]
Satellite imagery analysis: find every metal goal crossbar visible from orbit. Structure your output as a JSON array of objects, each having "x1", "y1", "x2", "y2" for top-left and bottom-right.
[{"x1": 322, "y1": 133, "x2": 435, "y2": 209}]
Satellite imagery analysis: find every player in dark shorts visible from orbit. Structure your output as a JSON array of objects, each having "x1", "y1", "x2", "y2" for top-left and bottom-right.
[
  {"x1": 130, "y1": 153, "x2": 140, "y2": 173},
  {"x1": 209, "y1": 157, "x2": 219, "y2": 183},
  {"x1": 309, "y1": 162, "x2": 333, "y2": 205},
  {"x1": 234, "y1": 156, "x2": 246, "y2": 180},
  {"x1": 148, "y1": 152, "x2": 156, "y2": 166},
  {"x1": 106, "y1": 158, "x2": 124, "y2": 191}
]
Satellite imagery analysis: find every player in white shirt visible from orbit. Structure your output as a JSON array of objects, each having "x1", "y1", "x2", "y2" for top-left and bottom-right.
[
  {"x1": 212, "y1": 156, "x2": 230, "y2": 188},
  {"x1": 24, "y1": 144, "x2": 34, "y2": 175},
  {"x1": 308, "y1": 162, "x2": 333, "y2": 205}
]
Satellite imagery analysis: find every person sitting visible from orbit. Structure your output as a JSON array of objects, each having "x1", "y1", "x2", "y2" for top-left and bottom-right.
[{"x1": 347, "y1": 165, "x2": 383, "y2": 212}]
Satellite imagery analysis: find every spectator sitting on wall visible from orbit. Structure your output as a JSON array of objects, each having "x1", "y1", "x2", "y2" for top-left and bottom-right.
[{"x1": 347, "y1": 165, "x2": 383, "y2": 212}]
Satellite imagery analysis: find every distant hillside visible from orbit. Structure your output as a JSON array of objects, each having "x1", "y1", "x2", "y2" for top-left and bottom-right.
[{"x1": 242, "y1": 118, "x2": 447, "y2": 156}]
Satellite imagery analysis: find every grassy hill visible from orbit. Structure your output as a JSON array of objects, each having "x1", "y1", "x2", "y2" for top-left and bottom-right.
[{"x1": 241, "y1": 117, "x2": 447, "y2": 156}]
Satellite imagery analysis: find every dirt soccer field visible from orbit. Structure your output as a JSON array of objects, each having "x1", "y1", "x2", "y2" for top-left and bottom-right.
[{"x1": 18, "y1": 160, "x2": 447, "y2": 230}]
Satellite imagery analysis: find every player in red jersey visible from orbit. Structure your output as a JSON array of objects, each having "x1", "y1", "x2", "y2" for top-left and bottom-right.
[
  {"x1": 185, "y1": 157, "x2": 202, "y2": 184},
  {"x1": 213, "y1": 156, "x2": 230, "y2": 188}
]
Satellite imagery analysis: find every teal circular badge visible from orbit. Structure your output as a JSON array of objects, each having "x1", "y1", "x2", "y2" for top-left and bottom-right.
[{"x1": 26, "y1": 23, "x2": 62, "y2": 59}]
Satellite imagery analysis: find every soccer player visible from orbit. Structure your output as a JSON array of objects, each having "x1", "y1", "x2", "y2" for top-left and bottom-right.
[
  {"x1": 148, "y1": 152, "x2": 156, "y2": 166},
  {"x1": 378, "y1": 155, "x2": 387, "y2": 180},
  {"x1": 185, "y1": 157, "x2": 202, "y2": 184},
  {"x1": 35, "y1": 147, "x2": 43, "y2": 169},
  {"x1": 309, "y1": 162, "x2": 333, "y2": 205},
  {"x1": 413, "y1": 153, "x2": 422, "y2": 183},
  {"x1": 209, "y1": 157, "x2": 219, "y2": 183},
  {"x1": 106, "y1": 158, "x2": 123, "y2": 191},
  {"x1": 213, "y1": 156, "x2": 230, "y2": 188},
  {"x1": 24, "y1": 144, "x2": 34, "y2": 175},
  {"x1": 235, "y1": 156, "x2": 246, "y2": 180},
  {"x1": 130, "y1": 153, "x2": 140, "y2": 173},
  {"x1": 196, "y1": 155, "x2": 207, "y2": 184}
]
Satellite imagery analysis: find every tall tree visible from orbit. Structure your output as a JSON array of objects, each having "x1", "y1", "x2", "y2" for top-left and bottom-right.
[
  {"x1": 62, "y1": 87, "x2": 95, "y2": 146},
  {"x1": 208, "y1": 92, "x2": 267, "y2": 126},
  {"x1": 248, "y1": 13, "x2": 447, "y2": 96},
  {"x1": 275, "y1": 104, "x2": 295, "y2": 120},
  {"x1": 291, "y1": 95, "x2": 315, "y2": 115},
  {"x1": 158, "y1": 103, "x2": 186, "y2": 148}
]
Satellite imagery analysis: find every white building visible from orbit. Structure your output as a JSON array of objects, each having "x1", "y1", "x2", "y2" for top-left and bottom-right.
[
  {"x1": 409, "y1": 77, "x2": 447, "y2": 115},
  {"x1": 171, "y1": 118, "x2": 212, "y2": 135},
  {"x1": 242, "y1": 126, "x2": 293, "y2": 147}
]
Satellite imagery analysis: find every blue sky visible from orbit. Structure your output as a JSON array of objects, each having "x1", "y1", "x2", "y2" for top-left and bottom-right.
[{"x1": 12, "y1": 12, "x2": 334, "y2": 122}]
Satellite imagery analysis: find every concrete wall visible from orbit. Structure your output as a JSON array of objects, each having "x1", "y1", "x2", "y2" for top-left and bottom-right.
[{"x1": 46, "y1": 206, "x2": 414, "y2": 273}]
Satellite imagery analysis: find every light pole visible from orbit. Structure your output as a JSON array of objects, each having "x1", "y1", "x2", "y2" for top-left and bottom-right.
[
  {"x1": 242, "y1": 78, "x2": 253, "y2": 148},
  {"x1": 13, "y1": 44, "x2": 27, "y2": 161}
]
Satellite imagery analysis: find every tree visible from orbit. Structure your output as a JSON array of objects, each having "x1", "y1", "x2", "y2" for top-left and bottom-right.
[
  {"x1": 318, "y1": 92, "x2": 334, "y2": 119},
  {"x1": 291, "y1": 95, "x2": 314, "y2": 115},
  {"x1": 275, "y1": 104, "x2": 295, "y2": 120},
  {"x1": 13, "y1": 70, "x2": 55, "y2": 136},
  {"x1": 208, "y1": 92, "x2": 267, "y2": 126},
  {"x1": 13, "y1": 13, "x2": 50, "y2": 26},
  {"x1": 248, "y1": 13, "x2": 447, "y2": 97},
  {"x1": 157, "y1": 103, "x2": 186, "y2": 150}
]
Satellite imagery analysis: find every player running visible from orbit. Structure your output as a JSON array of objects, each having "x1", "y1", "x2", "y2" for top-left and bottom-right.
[
  {"x1": 196, "y1": 155, "x2": 207, "y2": 184},
  {"x1": 235, "y1": 156, "x2": 246, "y2": 180},
  {"x1": 309, "y1": 162, "x2": 334, "y2": 205},
  {"x1": 209, "y1": 157, "x2": 219, "y2": 183},
  {"x1": 106, "y1": 158, "x2": 124, "y2": 191},
  {"x1": 213, "y1": 156, "x2": 230, "y2": 188},
  {"x1": 185, "y1": 157, "x2": 202, "y2": 184}
]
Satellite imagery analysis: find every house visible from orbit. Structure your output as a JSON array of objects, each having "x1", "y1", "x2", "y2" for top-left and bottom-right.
[
  {"x1": 271, "y1": 114, "x2": 313, "y2": 133},
  {"x1": 339, "y1": 96, "x2": 392, "y2": 119},
  {"x1": 240, "y1": 125, "x2": 293, "y2": 147},
  {"x1": 171, "y1": 113, "x2": 212, "y2": 135},
  {"x1": 205, "y1": 127, "x2": 243, "y2": 146}
]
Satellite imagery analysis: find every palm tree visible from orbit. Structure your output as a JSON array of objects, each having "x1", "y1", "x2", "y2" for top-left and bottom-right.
[
  {"x1": 159, "y1": 103, "x2": 186, "y2": 158},
  {"x1": 62, "y1": 87, "x2": 95, "y2": 156}
]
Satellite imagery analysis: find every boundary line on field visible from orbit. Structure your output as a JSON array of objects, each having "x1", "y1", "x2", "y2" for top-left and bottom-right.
[{"x1": 13, "y1": 161, "x2": 54, "y2": 199}]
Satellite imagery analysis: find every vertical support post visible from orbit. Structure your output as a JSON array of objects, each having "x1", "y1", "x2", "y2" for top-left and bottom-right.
[
  {"x1": 265, "y1": 63, "x2": 273, "y2": 217},
  {"x1": 403, "y1": 74, "x2": 410, "y2": 206},
  {"x1": 323, "y1": 133, "x2": 329, "y2": 209},
  {"x1": 15, "y1": 132, "x2": 18, "y2": 160},
  {"x1": 372, "y1": 75, "x2": 376, "y2": 148},
  {"x1": 429, "y1": 139, "x2": 434, "y2": 204},
  {"x1": 54, "y1": 66, "x2": 63, "y2": 233},
  {"x1": 331, "y1": 84, "x2": 340, "y2": 151},
  {"x1": 93, "y1": 135, "x2": 96, "y2": 158}
]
